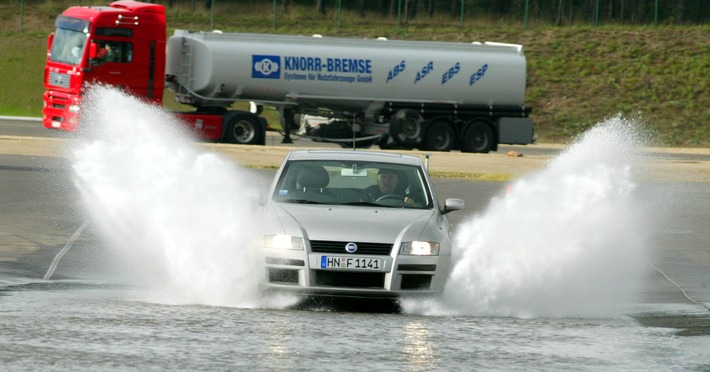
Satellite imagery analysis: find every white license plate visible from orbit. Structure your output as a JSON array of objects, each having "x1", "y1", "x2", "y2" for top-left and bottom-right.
[{"x1": 320, "y1": 256, "x2": 382, "y2": 271}]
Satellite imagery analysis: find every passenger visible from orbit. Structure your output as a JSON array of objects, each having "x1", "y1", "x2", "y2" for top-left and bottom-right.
[
  {"x1": 94, "y1": 42, "x2": 116, "y2": 63},
  {"x1": 366, "y1": 168, "x2": 417, "y2": 207}
]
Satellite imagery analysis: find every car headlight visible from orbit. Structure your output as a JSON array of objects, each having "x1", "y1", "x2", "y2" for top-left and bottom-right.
[
  {"x1": 400, "y1": 241, "x2": 440, "y2": 256},
  {"x1": 263, "y1": 234, "x2": 305, "y2": 250},
  {"x1": 68, "y1": 104, "x2": 80, "y2": 113}
]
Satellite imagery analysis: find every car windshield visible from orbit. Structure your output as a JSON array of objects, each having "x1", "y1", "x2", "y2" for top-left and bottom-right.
[{"x1": 273, "y1": 160, "x2": 432, "y2": 209}]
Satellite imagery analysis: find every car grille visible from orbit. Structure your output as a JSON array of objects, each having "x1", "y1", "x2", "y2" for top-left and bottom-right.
[
  {"x1": 314, "y1": 271, "x2": 385, "y2": 288},
  {"x1": 310, "y1": 240, "x2": 393, "y2": 256}
]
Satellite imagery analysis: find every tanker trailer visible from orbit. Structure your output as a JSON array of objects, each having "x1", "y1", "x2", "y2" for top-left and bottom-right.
[{"x1": 165, "y1": 30, "x2": 534, "y2": 153}]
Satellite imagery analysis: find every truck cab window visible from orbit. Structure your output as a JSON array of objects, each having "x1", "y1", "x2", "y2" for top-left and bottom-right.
[{"x1": 92, "y1": 41, "x2": 132, "y2": 65}]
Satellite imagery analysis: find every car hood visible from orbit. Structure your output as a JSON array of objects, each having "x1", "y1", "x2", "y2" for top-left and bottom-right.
[{"x1": 267, "y1": 202, "x2": 436, "y2": 243}]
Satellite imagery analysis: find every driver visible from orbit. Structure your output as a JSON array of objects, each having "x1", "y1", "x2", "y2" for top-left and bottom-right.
[{"x1": 366, "y1": 168, "x2": 417, "y2": 207}]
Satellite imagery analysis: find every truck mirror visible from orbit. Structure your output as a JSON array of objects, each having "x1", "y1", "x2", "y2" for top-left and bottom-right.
[
  {"x1": 47, "y1": 34, "x2": 54, "y2": 51},
  {"x1": 89, "y1": 42, "x2": 98, "y2": 59}
]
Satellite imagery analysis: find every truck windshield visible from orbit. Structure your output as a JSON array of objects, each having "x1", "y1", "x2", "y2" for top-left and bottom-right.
[{"x1": 49, "y1": 16, "x2": 90, "y2": 65}]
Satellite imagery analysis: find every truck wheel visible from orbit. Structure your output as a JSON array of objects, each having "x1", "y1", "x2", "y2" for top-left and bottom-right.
[
  {"x1": 461, "y1": 121, "x2": 494, "y2": 153},
  {"x1": 423, "y1": 119, "x2": 455, "y2": 151},
  {"x1": 226, "y1": 115, "x2": 261, "y2": 145},
  {"x1": 389, "y1": 109, "x2": 424, "y2": 148}
]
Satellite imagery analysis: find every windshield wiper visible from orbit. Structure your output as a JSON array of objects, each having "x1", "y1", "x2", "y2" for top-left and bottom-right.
[
  {"x1": 342, "y1": 201, "x2": 400, "y2": 208},
  {"x1": 282, "y1": 199, "x2": 328, "y2": 205}
]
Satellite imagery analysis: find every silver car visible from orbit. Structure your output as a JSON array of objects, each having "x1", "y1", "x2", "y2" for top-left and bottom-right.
[{"x1": 260, "y1": 150, "x2": 464, "y2": 300}]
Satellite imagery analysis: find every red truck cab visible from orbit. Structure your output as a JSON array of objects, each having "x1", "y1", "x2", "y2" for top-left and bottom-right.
[{"x1": 43, "y1": 0, "x2": 166, "y2": 131}]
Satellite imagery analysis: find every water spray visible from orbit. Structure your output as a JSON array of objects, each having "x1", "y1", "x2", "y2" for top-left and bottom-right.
[
  {"x1": 55, "y1": 89, "x2": 703, "y2": 316},
  {"x1": 67, "y1": 85, "x2": 265, "y2": 307},
  {"x1": 404, "y1": 116, "x2": 657, "y2": 317}
]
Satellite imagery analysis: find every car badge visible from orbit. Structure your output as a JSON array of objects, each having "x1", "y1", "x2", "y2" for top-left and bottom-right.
[{"x1": 345, "y1": 242, "x2": 357, "y2": 253}]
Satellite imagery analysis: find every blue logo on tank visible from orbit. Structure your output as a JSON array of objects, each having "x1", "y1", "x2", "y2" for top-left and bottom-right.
[{"x1": 252, "y1": 55, "x2": 281, "y2": 79}]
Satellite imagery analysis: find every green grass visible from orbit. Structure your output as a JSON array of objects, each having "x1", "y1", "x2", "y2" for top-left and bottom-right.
[
  {"x1": 0, "y1": 32, "x2": 47, "y2": 116},
  {"x1": 1, "y1": 1, "x2": 708, "y2": 147}
]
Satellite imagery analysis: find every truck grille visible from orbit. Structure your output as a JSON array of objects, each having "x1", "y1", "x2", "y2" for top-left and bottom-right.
[
  {"x1": 310, "y1": 240, "x2": 392, "y2": 256},
  {"x1": 49, "y1": 71, "x2": 70, "y2": 88}
]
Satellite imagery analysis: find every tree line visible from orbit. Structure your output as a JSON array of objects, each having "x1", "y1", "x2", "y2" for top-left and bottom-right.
[{"x1": 190, "y1": 0, "x2": 710, "y2": 25}]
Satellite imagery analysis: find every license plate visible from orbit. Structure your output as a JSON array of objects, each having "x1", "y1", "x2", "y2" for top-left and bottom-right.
[{"x1": 320, "y1": 256, "x2": 382, "y2": 271}]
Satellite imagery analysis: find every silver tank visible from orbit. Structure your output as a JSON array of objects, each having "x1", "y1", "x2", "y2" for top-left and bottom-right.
[{"x1": 165, "y1": 29, "x2": 527, "y2": 111}]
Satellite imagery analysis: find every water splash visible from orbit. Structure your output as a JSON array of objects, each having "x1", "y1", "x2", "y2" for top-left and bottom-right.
[
  {"x1": 70, "y1": 85, "x2": 265, "y2": 307},
  {"x1": 405, "y1": 116, "x2": 653, "y2": 317},
  {"x1": 69, "y1": 89, "x2": 655, "y2": 315}
]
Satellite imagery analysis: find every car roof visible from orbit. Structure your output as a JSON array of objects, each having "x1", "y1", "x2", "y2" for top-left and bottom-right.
[{"x1": 285, "y1": 150, "x2": 424, "y2": 167}]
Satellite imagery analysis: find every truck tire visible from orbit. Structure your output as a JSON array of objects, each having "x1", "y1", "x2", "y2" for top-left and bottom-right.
[
  {"x1": 423, "y1": 119, "x2": 456, "y2": 152},
  {"x1": 461, "y1": 120, "x2": 494, "y2": 153},
  {"x1": 226, "y1": 114, "x2": 261, "y2": 145},
  {"x1": 389, "y1": 109, "x2": 424, "y2": 148}
]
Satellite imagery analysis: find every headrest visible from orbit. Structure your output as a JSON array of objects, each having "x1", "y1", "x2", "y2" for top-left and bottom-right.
[{"x1": 297, "y1": 165, "x2": 330, "y2": 189}]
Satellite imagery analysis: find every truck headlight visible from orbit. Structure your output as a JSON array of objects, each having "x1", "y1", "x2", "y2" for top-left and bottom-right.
[
  {"x1": 263, "y1": 234, "x2": 305, "y2": 250},
  {"x1": 68, "y1": 104, "x2": 80, "y2": 113},
  {"x1": 400, "y1": 241, "x2": 440, "y2": 256}
]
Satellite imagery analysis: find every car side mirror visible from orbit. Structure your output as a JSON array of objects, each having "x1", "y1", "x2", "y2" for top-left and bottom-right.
[{"x1": 442, "y1": 198, "x2": 464, "y2": 214}]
